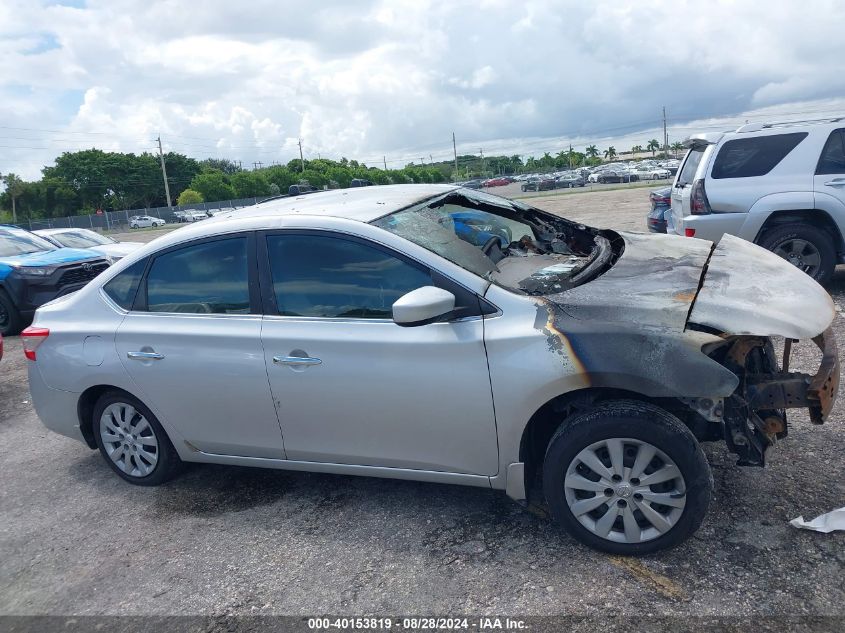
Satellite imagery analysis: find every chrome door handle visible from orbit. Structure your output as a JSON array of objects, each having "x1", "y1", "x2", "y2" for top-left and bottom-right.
[
  {"x1": 824, "y1": 178, "x2": 845, "y2": 186},
  {"x1": 127, "y1": 351, "x2": 165, "y2": 361},
  {"x1": 273, "y1": 356, "x2": 322, "y2": 366}
]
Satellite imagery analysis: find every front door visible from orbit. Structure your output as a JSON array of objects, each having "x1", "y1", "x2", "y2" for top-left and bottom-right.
[
  {"x1": 116, "y1": 234, "x2": 284, "y2": 458},
  {"x1": 259, "y1": 231, "x2": 499, "y2": 475}
]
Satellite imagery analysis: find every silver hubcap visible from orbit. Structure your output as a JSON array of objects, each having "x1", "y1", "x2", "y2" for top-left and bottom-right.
[
  {"x1": 99, "y1": 403, "x2": 159, "y2": 477},
  {"x1": 773, "y1": 239, "x2": 821, "y2": 275},
  {"x1": 564, "y1": 438, "x2": 686, "y2": 544}
]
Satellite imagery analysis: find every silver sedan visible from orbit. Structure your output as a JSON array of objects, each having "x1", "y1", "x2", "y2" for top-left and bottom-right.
[{"x1": 25, "y1": 184, "x2": 838, "y2": 554}]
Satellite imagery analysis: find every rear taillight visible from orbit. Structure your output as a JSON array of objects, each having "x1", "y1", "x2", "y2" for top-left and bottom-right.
[
  {"x1": 21, "y1": 326, "x2": 50, "y2": 361},
  {"x1": 690, "y1": 178, "x2": 712, "y2": 215},
  {"x1": 685, "y1": 228, "x2": 696, "y2": 237}
]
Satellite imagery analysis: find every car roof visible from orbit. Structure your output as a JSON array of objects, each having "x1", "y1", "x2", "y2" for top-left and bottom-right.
[{"x1": 229, "y1": 184, "x2": 458, "y2": 224}]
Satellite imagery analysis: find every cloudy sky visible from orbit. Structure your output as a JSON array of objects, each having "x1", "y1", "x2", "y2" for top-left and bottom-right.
[{"x1": 2, "y1": 0, "x2": 845, "y2": 180}]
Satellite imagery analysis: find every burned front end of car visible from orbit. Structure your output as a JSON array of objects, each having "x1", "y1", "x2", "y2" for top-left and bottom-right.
[{"x1": 693, "y1": 330, "x2": 839, "y2": 466}]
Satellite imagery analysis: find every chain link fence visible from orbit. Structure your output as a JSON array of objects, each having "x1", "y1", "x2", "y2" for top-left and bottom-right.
[{"x1": 11, "y1": 197, "x2": 264, "y2": 234}]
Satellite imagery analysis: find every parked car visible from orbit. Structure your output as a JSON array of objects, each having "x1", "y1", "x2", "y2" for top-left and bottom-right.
[
  {"x1": 634, "y1": 167, "x2": 671, "y2": 180},
  {"x1": 556, "y1": 174, "x2": 587, "y2": 188},
  {"x1": 482, "y1": 178, "x2": 510, "y2": 187},
  {"x1": 588, "y1": 170, "x2": 635, "y2": 184},
  {"x1": 129, "y1": 216, "x2": 166, "y2": 229},
  {"x1": 670, "y1": 117, "x2": 845, "y2": 285},
  {"x1": 184, "y1": 211, "x2": 209, "y2": 222},
  {"x1": 34, "y1": 229, "x2": 143, "y2": 263},
  {"x1": 522, "y1": 177, "x2": 556, "y2": 191},
  {"x1": 289, "y1": 184, "x2": 319, "y2": 195},
  {"x1": 646, "y1": 186, "x2": 673, "y2": 233},
  {"x1": 460, "y1": 179, "x2": 483, "y2": 189},
  {"x1": 25, "y1": 184, "x2": 839, "y2": 555},
  {"x1": 350, "y1": 179, "x2": 373, "y2": 187},
  {"x1": 0, "y1": 225, "x2": 110, "y2": 335}
]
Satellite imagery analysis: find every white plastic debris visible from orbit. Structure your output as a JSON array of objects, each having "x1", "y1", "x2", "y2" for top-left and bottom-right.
[{"x1": 789, "y1": 507, "x2": 845, "y2": 533}]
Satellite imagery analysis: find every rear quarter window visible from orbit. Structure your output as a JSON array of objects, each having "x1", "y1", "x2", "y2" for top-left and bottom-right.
[
  {"x1": 711, "y1": 132, "x2": 808, "y2": 179},
  {"x1": 102, "y1": 258, "x2": 147, "y2": 310}
]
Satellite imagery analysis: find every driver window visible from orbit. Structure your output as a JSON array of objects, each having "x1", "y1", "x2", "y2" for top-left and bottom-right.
[
  {"x1": 145, "y1": 237, "x2": 250, "y2": 314},
  {"x1": 266, "y1": 234, "x2": 431, "y2": 318}
]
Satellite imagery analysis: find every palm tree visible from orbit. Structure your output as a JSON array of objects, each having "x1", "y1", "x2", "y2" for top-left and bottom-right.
[
  {"x1": 585, "y1": 145, "x2": 599, "y2": 159},
  {"x1": 603, "y1": 146, "x2": 617, "y2": 160},
  {"x1": 670, "y1": 141, "x2": 684, "y2": 157},
  {"x1": 647, "y1": 139, "x2": 660, "y2": 156},
  {"x1": 631, "y1": 144, "x2": 643, "y2": 155}
]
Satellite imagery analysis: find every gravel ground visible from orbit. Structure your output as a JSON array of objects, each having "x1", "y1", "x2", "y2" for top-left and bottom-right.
[{"x1": 1, "y1": 187, "x2": 843, "y2": 620}]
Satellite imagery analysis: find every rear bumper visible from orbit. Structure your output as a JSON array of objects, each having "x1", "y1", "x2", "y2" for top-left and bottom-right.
[
  {"x1": 673, "y1": 212, "x2": 749, "y2": 242},
  {"x1": 28, "y1": 362, "x2": 86, "y2": 444}
]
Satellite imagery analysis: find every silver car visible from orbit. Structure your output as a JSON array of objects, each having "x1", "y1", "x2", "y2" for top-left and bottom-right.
[
  {"x1": 35, "y1": 228, "x2": 143, "y2": 263},
  {"x1": 25, "y1": 184, "x2": 839, "y2": 554}
]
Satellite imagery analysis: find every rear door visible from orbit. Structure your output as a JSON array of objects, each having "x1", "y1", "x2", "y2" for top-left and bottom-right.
[
  {"x1": 258, "y1": 230, "x2": 499, "y2": 475},
  {"x1": 115, "y1": 233, "x2": 284, "y2": 458},
  {"x1": 814, "y1": 128, "x2": 845, "y2": 215}
]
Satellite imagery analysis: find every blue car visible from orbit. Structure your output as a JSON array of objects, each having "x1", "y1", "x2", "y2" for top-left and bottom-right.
[
  {"x1": 646, "y1": 186, "x2": 673, "y2": 233},
  {"x1": 0, "y1": 225, "x2": 111, "y2": 335}
]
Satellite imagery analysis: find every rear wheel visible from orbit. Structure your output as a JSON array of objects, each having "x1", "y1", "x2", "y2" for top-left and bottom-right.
[
  {"x1": 543, "y1": 400, "x2": 712, "y2": 555},
  {"x1": 758, "y1": 223, "x2": 836, "y2": 285},
  {"x1": 93, "y1": 391, "x2": 183, "y2": 486},
  {"x1": 0, "y1": 289, "x2": 23, "y2": 336}
]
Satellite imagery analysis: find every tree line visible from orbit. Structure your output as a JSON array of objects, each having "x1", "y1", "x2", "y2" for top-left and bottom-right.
[{"x1": 0, "y1": 141, "x2": 685, "y2": 222}]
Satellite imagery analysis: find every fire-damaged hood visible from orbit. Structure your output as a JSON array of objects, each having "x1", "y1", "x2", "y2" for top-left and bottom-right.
[
  {"x1": 546, "y1": 231, "x2": 712, "y2": 331},
  {"x1": 687, "y1": 234, "x2": 835, "y2": 339},
  {"x1": 548, "y1": 232, "x2": 834, "y2": 340}
]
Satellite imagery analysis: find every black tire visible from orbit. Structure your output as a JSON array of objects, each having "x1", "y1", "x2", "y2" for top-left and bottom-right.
[
  {"x1": 758, "y1": 223, "x2": 836, "y2": 286},
  {"x1": 93, "y1": 390, "x2": 183, "y2": 486},
  {"x1": 0, "y1": 288, "x2": 24, "y2": 336},
  {"x1": 543, "y1": 400, "x2": 712, "y2": 555}
]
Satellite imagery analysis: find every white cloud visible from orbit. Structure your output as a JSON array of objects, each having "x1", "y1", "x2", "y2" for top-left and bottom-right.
[{"x1": 0, "y1": 0, "x2": 844, "y2": 179}]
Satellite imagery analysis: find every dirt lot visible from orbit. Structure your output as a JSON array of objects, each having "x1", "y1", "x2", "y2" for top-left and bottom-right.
[{"x1": 1, "y1": 187, "x2": 843, "y2": 622}]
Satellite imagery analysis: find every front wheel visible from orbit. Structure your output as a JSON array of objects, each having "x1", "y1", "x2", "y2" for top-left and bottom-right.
[
  {"x1": 758, "y1": 223, "x2": 836, "y2": 286},
  {"x1": 93, "y1": 391, "x2": 183, "y2": 486},
  {"x1": 543, "y1": 400, "x2": 712, "y2": 555}
]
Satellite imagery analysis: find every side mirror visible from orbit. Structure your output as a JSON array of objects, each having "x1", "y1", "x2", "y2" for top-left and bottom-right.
[{"x1": 392, "y1": 286, "x2": 456, "y2": 327}]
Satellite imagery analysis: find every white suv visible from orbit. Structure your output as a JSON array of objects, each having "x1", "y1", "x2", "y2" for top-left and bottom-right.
[{"x1": 670, "y1": 118, "x2": 845, "y2": 284}]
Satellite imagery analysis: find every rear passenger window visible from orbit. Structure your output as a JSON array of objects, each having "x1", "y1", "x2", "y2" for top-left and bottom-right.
[
  {"x1": 266, "y1": 234, "x2": 431, "y2": 318},
  {"x1": 145, "y1": 238, "x2": 250, "y2": 314},
  {"x1": 816, "y1": 130, "x2": 845, "y2": 175},
  {"x1": 711, "y1": 132, "x2": 808, "y2": 179},
  {"x1": 677, "y1": 148, "x2": 705, "y2": 185},
  {"x1": 103, "y1": 258, "x2": 147, "y2": 310}
]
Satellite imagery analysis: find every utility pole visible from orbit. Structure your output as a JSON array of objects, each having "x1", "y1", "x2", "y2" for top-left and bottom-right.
[
  {"x1": 569, "y1": 143, "x2": 573, "y2": 170},
  {"x1": 383, "y1": 156, "x2": 387, "y2": 170},
  {"x1": 662, "y1": 106, "x2": 669, "y2": 155},
  {"x1": 157, "y1": 136, "x2": 172, "y2": 208},
  {"x1": 479, "y1": 148, "x2": 484, "y2": 176},
  {"x1": 298, "y1": 138, "x2": 305, "y2": 172},
  {"x1": 452, "y1": 132, "x2": 459, "y2": 178}
]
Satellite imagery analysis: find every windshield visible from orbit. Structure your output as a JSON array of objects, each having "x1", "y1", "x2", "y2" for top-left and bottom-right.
[
  {"x1": 372, "y1": 189, "x2": 618, "y2": 294},
  {"x1": 48, "y1": 229, "x2": 115, "y2": 248},
  {"x1": 0, "y1": 228, "x2": 57, "y2": 257}
]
